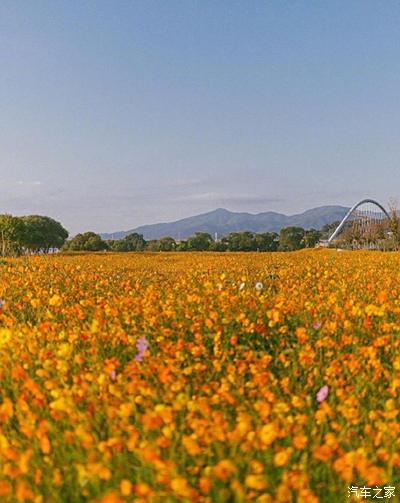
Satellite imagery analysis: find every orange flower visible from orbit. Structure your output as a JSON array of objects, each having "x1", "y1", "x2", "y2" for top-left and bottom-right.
[
  {"x1": 199, "y1": 476, "x2": 212, "y2": 494},
  {"x1": 313, "y1": 444, "x2": 332, "y2": 462},
  {"x1": 15, "y1": 481, "x2": 34, "y2": 502},
  {"x1": 0, "y1": 481, "x2": 11, "y2": 497},
  {"x1": 39, "y1": 435, "x2": 51, "y2": 454},
  {"x1": 0, "y1": 398, "x2": 14, "y2": 422},
  {"x1": 134, "y1": 483, "x2": 152, "y2": 497},
  {"x1": 293, "y1": 434, "x2": 308, "y2": 450},
  {"x1": 182, "y1": 435, "x2": 202, "y2": 456},
  {"x1": 214, "y1": 460, "x2": 237, "y2": 481},
  {"x1": 295, "y1": 327, "x2": 308, "y2": 343},
  {"x1": 98, "y1": 492, "x2": 124, "y2": 503}
]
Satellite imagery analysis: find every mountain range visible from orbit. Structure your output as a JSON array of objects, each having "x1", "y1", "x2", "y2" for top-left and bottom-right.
[{"x1": 101, "y1": 205, "x2": 349, "y2": 241}]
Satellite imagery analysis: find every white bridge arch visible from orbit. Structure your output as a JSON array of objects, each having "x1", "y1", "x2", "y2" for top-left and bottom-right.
[{"x1": 328, "y1": 199, "x2": 391, "y2": 244}]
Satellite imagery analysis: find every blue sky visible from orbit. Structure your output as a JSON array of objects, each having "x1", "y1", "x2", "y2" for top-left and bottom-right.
[{"x1": 1, "y1": 1, "x2": 399, "y2": 233}]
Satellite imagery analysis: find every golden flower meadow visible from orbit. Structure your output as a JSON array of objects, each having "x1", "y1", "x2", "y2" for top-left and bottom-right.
[{"x1": 0, "y1": 250, "x2": 400, "y2": 502}]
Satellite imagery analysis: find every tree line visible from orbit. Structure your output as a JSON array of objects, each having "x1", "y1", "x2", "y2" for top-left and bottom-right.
[
  {"x1": 63, "y1": 224, "x2": 337, "y2": 253},
  {"x1": 4, "y1": 210, "x2": 400, "y2": 255},
  {"x1": 0, "y1": 213, "x2": 345, "y2": 256}
]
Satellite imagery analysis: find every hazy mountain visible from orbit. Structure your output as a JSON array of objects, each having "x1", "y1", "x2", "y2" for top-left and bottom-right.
[{"x1": 101, "y1": 205, "x2": 349, "y2": 240}]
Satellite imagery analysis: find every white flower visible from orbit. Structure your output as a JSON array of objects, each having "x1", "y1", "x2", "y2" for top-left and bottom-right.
[
  {"x1": 239, "y1": 282, "x2": 245, "y2": 291},
  {"x1": 255, "y1": 282, "x2": 263, "y2": 291}
]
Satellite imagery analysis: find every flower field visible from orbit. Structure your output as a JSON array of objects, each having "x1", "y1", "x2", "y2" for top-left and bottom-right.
[{"x1": 1, "y1": 250, "x2": 400, "y2": 502}]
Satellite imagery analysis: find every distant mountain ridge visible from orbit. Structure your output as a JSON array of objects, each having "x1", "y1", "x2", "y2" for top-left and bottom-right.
[{"x1": 101, "y1": 205, "x2": 349, "y2": 240}]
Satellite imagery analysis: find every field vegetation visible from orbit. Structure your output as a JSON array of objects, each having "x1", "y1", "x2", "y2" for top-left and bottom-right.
[{"x1": 0, "y1": 251, "x2": 399, "y2": 501}]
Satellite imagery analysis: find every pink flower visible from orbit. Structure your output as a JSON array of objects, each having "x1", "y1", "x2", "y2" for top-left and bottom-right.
[
  {"x1": 316, "y1": 385, "x2": 329, "y2": 403},
  {"x1": 109, "y1": 370, "x2": 116, "y2": 381},
  {"x1": 135, "y1": 336, "x2": 149, "y2": 362},
  {"x1": 313, "y1": 321, "x2": 322, "y2": 330}
]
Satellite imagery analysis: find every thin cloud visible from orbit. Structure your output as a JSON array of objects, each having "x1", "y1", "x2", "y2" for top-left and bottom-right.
[
  {"x1": 161, "y1": 179, "x2": 204, "y2": 189},
  {"x1": 176, "y1": 192, "x2": 284, "y2": 205},
  {"x1": 0, "y1": 180, "x2": 43, "y2": 188},
  {"x1": 16, "y1": 181, "x2": 43, "y2": 186}
]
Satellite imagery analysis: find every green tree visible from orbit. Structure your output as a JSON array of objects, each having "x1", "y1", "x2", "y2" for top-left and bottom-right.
[
  {"x1": 111, "y1": 233, "x2": 146, "y2": 252},
  {"x1": 279, "y1": 226, "x2": 305, "y2": 251},
  {"x1": 22, "y1": 215, "x2": 69, "y2": 253},
  {"x1": 143, "y1": 237, "x2": 176, "y2": 251},
  {"x1": 388, "y1": 202, "x2": 400, "y2": 250},
  {"x1": 187, "y1": 232, "x2": 213, "y2": 251},
  {"x1": 254, "y1": 232, "x2": 279, "y2": 251},
  {"x1": 225, "y1": 232, "x2": 255, "y2": 251},
  {"x1": 0, "y1": 214, "x2": 25, "y2": 256},
  {"x1": 176, "y1": 240, "x2": 188, "y2": 251},
  {"x1": 209, "y1": 240, "x2": 227, "y2": 251},
  {"x1": 319, "y1": 221, "x2": 341, "y2": 240},
  {"x1": 63, "y1": 232, "x2": 108, "y2": 252},
  {"x1": 145, "y1": 240, "x2": 161, "y2": 251},
  {"x1": 157, "y1": 237, "x2": 176, "y2": 251},
  {"x1": 303, "y1": 229, "x2": 321, "y2": 248}
]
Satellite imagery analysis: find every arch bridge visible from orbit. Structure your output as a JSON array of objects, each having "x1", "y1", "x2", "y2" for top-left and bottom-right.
[{"x1": 327, "y1": 199, "x2": 391, "y2": 247}]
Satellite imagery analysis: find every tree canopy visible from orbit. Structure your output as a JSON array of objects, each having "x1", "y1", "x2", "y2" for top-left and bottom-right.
[
  {"x1": 109, "y1": 233, "x2": 146, "y2": 252},
  {"x1": 279, "y1": 226, "x2": 305, "y2": 251},
  {"x1": 63, "y1": 232, "x2": 108, "y2": 252},
  {"x1": 0, "y1": 214, "x2": 68, "y2": 255},
  {"x1": 187, "y1": 232, "x2": 213, "y2": 251},
  {"x1": 22, "y1": 215, "x2": 69, "y2": 253}
]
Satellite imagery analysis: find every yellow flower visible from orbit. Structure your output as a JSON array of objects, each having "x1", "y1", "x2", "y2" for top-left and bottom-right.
[
  {"x1": 274, "y1": 448, "x2": 292, "y2": 467},
  {"x1": 57, "y1": 343, "x2": 71, "y2": 358},
  {"x1": 120, "y1": 479, "x2": 132, "y2": 496},
  {"x1": 49, "y1": 294, "x2": 62, "y2": 306},
  {"x1": 49, "y1": 397, "x2": 71, "y2": 413},
  {"x1": 260, "y1": 423, "x2": 279, "y2": 446},
  {"x1": 171, "y1": 477, "x2": 192, "y2": 498},
  {"x1": 0, "y1": 329, "x2": 11, "y2": 347},
  {"x1": 245, "y1": 475, "x2": 268, "y2": 490}
]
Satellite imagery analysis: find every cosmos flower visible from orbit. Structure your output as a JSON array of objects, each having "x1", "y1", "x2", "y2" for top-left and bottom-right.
[
  {"x1": 316, "y1": 385, "x2": 329, "y2": 403},
  {"x1": 135, "y1": 336, "x2": 149, "y2": 362},
  {"x1": 0, "y1": 249, "x2": 395, "y2": 500}
]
